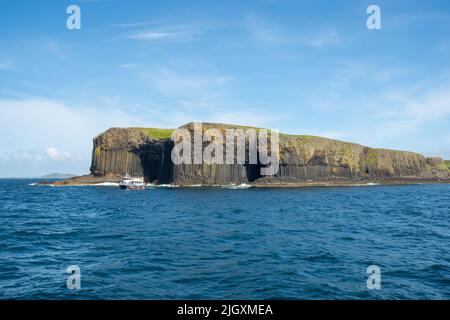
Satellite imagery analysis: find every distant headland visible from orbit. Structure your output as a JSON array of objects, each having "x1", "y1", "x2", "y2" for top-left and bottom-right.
[
  {"x1": 37, "y1": 173, "x2": 77, "y2": 179},
  {"x1": 48, "y1": 122, "x2": 450, "y2": 187}
]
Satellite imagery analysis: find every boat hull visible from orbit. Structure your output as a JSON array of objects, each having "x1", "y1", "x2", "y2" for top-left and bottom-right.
[
  {"x1": 119, "y1": 183, "x2": 146, "y2": 190},
  {"x1": 119, "y1": 177, "x2": 146, "y2": 190}
]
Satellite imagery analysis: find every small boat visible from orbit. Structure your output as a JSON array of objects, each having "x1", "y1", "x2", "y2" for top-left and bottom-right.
[{"x1": 119, "y1": 177, "x2": 146, "y2": 190}]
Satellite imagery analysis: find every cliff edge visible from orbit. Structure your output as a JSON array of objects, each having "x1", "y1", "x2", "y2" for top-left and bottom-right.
[{"x1": 78, "y1": 122, "x2": 450, "y2": 186}]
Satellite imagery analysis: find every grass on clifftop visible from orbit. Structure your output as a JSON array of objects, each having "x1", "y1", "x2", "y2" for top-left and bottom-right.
[
  {"x1": 134, "y1": 124, "x2": 350, "y2": 144},
  {"x1": 136, "y1": 128, "x2": 175, "y2": 139},
  {"x1": 444, "y1": 160, "x2": 450, "y2": 170}
]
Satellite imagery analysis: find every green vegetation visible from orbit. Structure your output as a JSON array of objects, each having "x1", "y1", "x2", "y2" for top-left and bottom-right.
[
  {"x1": 134, "y1": 123, "x2": 340, "y2": 143},
  {"x1": 445, "y1": 160, "x2": 450, "y2": 170},
  {"x1": 436, "y1": 160, "x2": 450, "y2": 172},
  {"x1": 366, "y1": 148, "x2": 378, "y2": 167},
  {"x1": 135, "y1": 128, "x2": 175, "y2": 139},
  {"x1": 95, "y1": 146, "x2": 101, "y2": 159},
  {"x1": 283, "y1": 134, "x2": 322, "y2": 140},
  {"x1": 204, "y1": 123, "x2": 261, "y2": 131},
  {"x1": 341, "y1": 145, "x2": 359, "y2": 172}
]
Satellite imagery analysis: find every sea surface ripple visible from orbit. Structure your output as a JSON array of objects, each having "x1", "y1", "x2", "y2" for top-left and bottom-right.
[{"x1": 0, "y1": 180, "x2": 449, "y2": 299}]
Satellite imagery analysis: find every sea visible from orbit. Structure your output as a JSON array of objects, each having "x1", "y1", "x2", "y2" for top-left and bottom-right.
[{"x1": 0, "y1": 179, "x2": 449, "y2": 299}]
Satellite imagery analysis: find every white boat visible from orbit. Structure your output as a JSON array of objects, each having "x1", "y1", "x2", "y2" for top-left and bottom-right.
[{"x1": 119, "y1": 177, "x2": 145, "y2": 190}]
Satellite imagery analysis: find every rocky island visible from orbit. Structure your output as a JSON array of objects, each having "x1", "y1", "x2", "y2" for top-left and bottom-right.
[{"x1": 52, "y1": 122, "x2": 450, "y2": 187}]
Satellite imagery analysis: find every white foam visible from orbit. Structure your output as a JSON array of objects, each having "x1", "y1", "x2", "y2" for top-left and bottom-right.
[
  {"x1": 94, "y1": 182, "x2": 120, "y2": 187},
  {"x1": 29, "y1": 183, "x2": 55, "y2": 187},
  {"x1": 155, "y1": 184, "x2": 180, "y2": 188},
  {"x1": 224, "y1": 183, "x2": 252, "y2": 189}
]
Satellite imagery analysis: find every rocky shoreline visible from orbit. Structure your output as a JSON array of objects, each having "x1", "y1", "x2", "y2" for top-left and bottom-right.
[
  {"x1": 41, "y1": 122, "x2": 450, "y2": 187},
  {"x1": 38, "y1": 174, "x2": 450, "y2": 188}
]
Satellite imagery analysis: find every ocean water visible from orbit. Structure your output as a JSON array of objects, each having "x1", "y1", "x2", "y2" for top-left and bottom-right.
[{"x1": 0, "y1": 179, "x2": 449, "y2": 300}]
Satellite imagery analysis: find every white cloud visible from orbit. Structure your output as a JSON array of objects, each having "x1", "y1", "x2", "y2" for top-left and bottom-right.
[
  {"x1": 0, "y1": 98, "x2": 146, "y2": 176},
  {"x1": 246, "y1": 15, "x2": 285, "y2": 44},
  {"x1": 205, "y1": 110, "x2": 281, "y2": 128},
  {"x1": 113, "y1": 21, "x2": 155, "y2": 28},
  {"x1": 0, "y1": 61, "x2": 14, "y2": 71},
  {"x1": 127, "y1": 31, "x2": 177, "y2": 41},
  {"x1": 386, "y1": 11, "x2": 450, "y2": 29},
  {"x1": 125, "y1": 24, "x2": 199, "y2": 42},
  {"x1": 361, "y1": 85, "x2": 450, "y2": 138},
  {"x1": 0, "y1": 96, "x2": 280, "y2": 176},
  {"x1": 119, "y1": 63, "x2": 137, "y2": 71},
  {"x1": 46, "y1": 147, "x2": 72, "y2": 161},
  {"x1": 291, "y1": 59, "x2": 450, "y2": 154},
  {"x1": 304, "y1": 30, "x2": 341, "y2": 48},
  {"x1": 140, "y1": 67, "x2": 230, "y2": 100},
  {"x1": 0, "y1": 149, "x2": 46, "y2": 164},
  {"x1": 44, "y1": 39, "x2": 66, "y2": 59},
  {"x1": 0, "y1": 148, "x2": 72, "y2": 165},
  {"x1": 246, "y1": 15, "x2": 342, "y2": 48}
]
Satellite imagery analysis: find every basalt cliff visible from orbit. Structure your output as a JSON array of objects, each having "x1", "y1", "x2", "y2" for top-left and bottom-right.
[{"x1": 60, "y1": 122, "x2": 450, "y2": 186}]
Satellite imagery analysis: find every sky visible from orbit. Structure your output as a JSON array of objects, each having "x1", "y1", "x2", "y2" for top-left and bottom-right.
[{"x1": 1, "y1": 0, "x2": 450, "y2": 177}]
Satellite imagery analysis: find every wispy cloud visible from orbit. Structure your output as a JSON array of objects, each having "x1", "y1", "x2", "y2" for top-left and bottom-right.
[
  {"x1": 246, "y1": 15, "x2": 285, "y2": 44},
  {"x1": 119, "y1": 63, "x2": 138, "y2": 71},
  {"x1": 386, "y1": 11, "x2": 450, "y2": 29},
  {"x1": 0, "y1": 98, "x2": 138, "y2": 163},
  {"x1": 0, "y1": 61, "x2": 15, "y2": 71},
  {"x1": 304, "y1": 30, "x2": 341, "y2": 48},
  {"x1": 127, "y1": 31, "x2": 179, "y2": 41},
  {"x1": 44, "y1": 39, "x2": 66, "y2": 59},
  {"x1": 333, "y1": 80, "x2": 450, "y2": 152},
  {"x1": 139, "y1": 67, "x2": 230, "y2": 101},
  {"x1": 379, "y1": 88, "x2": 450, "y2": 127},
  {"x1": 113, "y1": 21, "x2": 156, "y2": 28},
  {"x1": 0, "y1": 149, "x2": 45, "y2": 164},
  {"x1": 124, "y1": 24, "x2": 200, "y2": 42},
  {"x1": 46, "y1": 147, "x2": 72, "y2": 161},
  {"x1": 293, "y1": 129, "x2": 352, "y2": 141},
  {"x1": 246, "y1": 15, "x2": 342, "y2": 48},
  {"x1": 205, "y1": 109, "x2": 280, "y2": 128},
  {"x1": 0, "y1": 147, "x2": 73, "y2": 165}
]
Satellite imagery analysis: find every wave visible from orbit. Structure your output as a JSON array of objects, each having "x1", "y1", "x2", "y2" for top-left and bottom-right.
[
  {"x1": 158, "y1": 183, "x2": 253, "y2": 189},
  {"x1": 29, "y1": 182, "x2": 55, "y2": 187},
  {"x1": 223, "y1": 183, "x2": 252, "y2": 189},
  {"x1": 158, "y1": 184, "x2": 203, "y2": 188},
  {"x1": 94, "y1": 182, "x2": 120, "y2": 187},
  {"x1": 155, "y1": 184, "x2": 180, "y2": 188},
  {"x1": 155, "y1": 183, "x2": 251, "y2": 189},
  {"x1": 29, "y1": 183, "x2": 55, "y2": 187}
]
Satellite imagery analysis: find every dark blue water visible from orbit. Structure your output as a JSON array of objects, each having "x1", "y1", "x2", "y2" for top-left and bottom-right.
[{"x1": 0, "y1": 180, "x2": 449, "y2": 299}]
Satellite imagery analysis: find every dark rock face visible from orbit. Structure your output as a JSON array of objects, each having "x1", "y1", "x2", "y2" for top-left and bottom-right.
[
  {"x1": 90, "y1": 128, "x2": 174, "y2": 183},
  {"x1": 89, "y1": 124, "x2": 450, "y2": 185}
]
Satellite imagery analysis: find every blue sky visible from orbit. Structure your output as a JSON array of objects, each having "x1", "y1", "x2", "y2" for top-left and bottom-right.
[{"x1": 1, "y1": 0, "x2": 450, "y2": 177}]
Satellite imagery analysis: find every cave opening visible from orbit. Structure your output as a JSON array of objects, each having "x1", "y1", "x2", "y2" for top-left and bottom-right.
[{"x1": 245, "y1": 164, "x2": 262, "y2": 182}]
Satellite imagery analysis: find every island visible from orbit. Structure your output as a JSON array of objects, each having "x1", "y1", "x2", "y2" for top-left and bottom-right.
[{"x1": 50, "y1": 122, "x2": 450, "y2": 187}]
